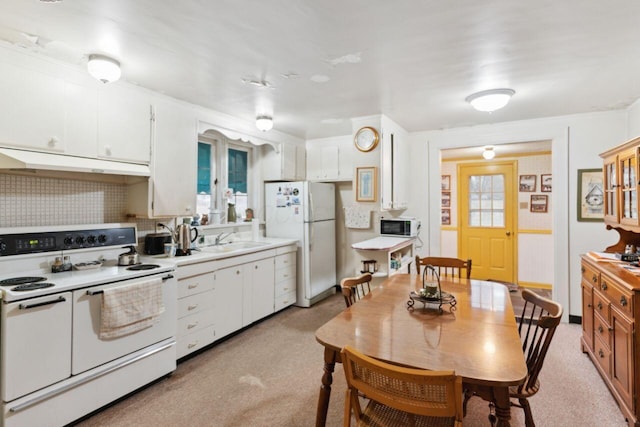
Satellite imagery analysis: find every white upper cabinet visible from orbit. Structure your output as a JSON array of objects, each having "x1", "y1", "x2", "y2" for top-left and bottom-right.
[
  {"x1": 126, "y1": 98, "x2": 197, "y2": 218},
  {"x1": 262, "y1": 143, "x2": 305, "y2": 181},
  {"x1": 98, "y1": 84, "x2": 152, "y2": 164},
  {"x1": 0, "y1": 61, "x2": 66, "y2": 152},
  {"x1": 64, "y1": 81, "x2": 99, "y2": 158},
  {"x1": 306, "y1": 136, "x2": 353, "y2": 181},
  {"x1": 380, "y1": 130, "x2": 409, "y2": 210}
]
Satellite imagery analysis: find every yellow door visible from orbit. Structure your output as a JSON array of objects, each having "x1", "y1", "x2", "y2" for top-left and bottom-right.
[{"x1": 458, "y1": 161, "x2": 516, "y2": 282}]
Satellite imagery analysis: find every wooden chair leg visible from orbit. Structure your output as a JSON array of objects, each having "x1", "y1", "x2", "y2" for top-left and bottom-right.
[{"x1": 520, "y1": 397, "x2": 535, "y2": 427}]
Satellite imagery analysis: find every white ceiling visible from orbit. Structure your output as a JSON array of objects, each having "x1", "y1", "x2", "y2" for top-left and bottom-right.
[{"x1": 1, "y1": 1, "x2": 640, "y2": 140}]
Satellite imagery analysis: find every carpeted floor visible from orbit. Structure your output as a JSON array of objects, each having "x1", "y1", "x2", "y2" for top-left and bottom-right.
[{"x1": 73, "y1": 289, "x2": 627, "y2": 427}]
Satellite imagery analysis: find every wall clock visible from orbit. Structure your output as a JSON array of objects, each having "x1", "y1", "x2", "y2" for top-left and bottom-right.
[{"x1": 354, "y1": 126, "x2": 379, "y2": 152}]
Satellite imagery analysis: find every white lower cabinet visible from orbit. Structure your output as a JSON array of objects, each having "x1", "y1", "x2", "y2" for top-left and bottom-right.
[
  {"x1": 275, "y1": 249, "x2": 296, "y2": 311},
  {"x1": 242, "y1": 257, "x2": 276, "y2": 326},
  {"x1": 175, "y1": 244, "x2": 297, "y2": 359},
  {"x1": 215, "y1": 264, "x2": 245, "y2": 338},
  {"x1": 175, "y1": 270, "x2": 216, "y2": 359}
]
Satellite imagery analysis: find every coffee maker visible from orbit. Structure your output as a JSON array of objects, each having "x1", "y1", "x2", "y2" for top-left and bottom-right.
[{"x1": 176, "y1": 221, "x2": 198, "y2": 256}]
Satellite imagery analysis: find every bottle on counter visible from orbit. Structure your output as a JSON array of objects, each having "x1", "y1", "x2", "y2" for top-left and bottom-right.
[
  {"x1": 52, "y1": 256, "x2": 64, "y2": 273},
  {"x1": 63, "y1": 255, "x2": 72, "y2": 271}
]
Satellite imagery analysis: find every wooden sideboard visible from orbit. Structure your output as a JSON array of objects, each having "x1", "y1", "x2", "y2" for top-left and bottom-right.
[{"x1": 581, "y1": 255, "x2": 639, "y2": 426}]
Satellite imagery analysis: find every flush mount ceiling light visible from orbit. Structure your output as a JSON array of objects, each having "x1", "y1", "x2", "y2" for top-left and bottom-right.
[
  {"x1": 482, "y1": 146, "x2": 496, "y2": 160},
  {"x1": 466, "y1": 88, "x2": 515, "y2": 112},
  {"x1": 256, "y1": 116, "x2": 273, "y2": 132},
  {"x1": 87, "y1": 54, "x2": 121, "y2": 83}
]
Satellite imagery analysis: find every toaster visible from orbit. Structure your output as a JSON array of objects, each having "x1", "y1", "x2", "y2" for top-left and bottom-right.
[{"x1": 144, "y1": 233, "x2": 172, "y2": 255}]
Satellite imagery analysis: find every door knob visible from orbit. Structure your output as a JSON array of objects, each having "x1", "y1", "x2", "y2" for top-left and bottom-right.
[{"x1": 506, "y1": 231, "x2": 511, "y2": 236}]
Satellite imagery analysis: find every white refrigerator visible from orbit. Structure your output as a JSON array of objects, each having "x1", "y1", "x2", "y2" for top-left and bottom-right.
[{"x1": 265, "y1": 181, "x2": 336, "y2": 307}]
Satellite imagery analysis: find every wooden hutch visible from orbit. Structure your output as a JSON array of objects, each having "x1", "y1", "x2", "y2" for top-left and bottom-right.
[{"x1": 582, "y1": 136, "x2": 640, "y2": 426}]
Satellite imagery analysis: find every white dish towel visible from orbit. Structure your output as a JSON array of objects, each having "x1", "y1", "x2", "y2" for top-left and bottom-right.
[{"x1": 99, "y1": 277, "x2": 164, "y2": 339}]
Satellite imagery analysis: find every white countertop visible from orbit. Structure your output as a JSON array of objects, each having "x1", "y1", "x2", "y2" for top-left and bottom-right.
[
  {"x1": 155, "y1": 237, "x2": 299, "y2": 267},
  {"x1": 351, "y1": 236, "x2": 415, "y2": 251}
]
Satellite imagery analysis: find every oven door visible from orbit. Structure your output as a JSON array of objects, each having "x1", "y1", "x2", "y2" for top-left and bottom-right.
[
  {"x1": 2, "y1": 293, "x2": 72, "y2": 402},
  {"x1": 71, "y1": 273, "x2": 176, "y2": 375}
]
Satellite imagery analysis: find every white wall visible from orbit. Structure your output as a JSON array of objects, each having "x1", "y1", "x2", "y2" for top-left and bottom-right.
[{"x1": 406, "y1": 111, "x2": 626, "y2": 319}]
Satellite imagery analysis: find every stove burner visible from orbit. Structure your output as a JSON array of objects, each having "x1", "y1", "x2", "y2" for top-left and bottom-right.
[
  {"x1": 0, "y1": 277, "x2": 46, "y2": 286},
  {"x1": 13, "y1": 282, "x2": 54, "y2": 292},
  {"x1": 126, "y1": 264, "x2": 160, "y2": 271}
]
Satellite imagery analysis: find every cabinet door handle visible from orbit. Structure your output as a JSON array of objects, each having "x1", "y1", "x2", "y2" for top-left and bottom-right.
[
  {"x1": 599, "y1": 349, "x2": 605, "y2": 358},
  {"x1": 592, "y1": 275, "x2": 598, "y2": 283},
  {"x1": 581, "y1": 266, "x2": 585, "y2": 274},
  {"x1": 620, "y1": 296, "x2": 628, "y2": 307},
  {"x1": 188, "y1": 304, "x2": 198, "y2": 311},
  {"x1": 587, "y1": 303, "x2": 592, "y2": 308},
  {"x1": 187, "y1": 322, "x2": 198, "y2": 329},
  {"x1": 598, "y1": 325, "x2": 604, "y2": 333},
  {"x1": 597, "y1": 302, "x2": 603, "y2": 310},
  {"x1": 601, "y1": 281, "x2": 607, "y2": 290},
  {"x1": 188, "y1": 341, "x2": 199, "y2": 349},
  {"x1": 255, "y1": 265, "x2": 258, "y2": 269},
  {"x1": 188, "y1": 284, "x2": 199, "y2": 289}
]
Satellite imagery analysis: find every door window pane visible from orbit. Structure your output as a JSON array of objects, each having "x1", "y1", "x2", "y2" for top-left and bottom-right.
[{"x1": 467, "y1": 174, "x2": 505, "y2": 227}]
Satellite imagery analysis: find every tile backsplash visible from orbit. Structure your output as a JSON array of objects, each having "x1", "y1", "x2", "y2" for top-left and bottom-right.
[{"x1": 0, "y1": 173, "x2": 154, "y2": 233}]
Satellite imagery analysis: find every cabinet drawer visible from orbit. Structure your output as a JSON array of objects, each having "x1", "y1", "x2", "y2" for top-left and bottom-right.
[
  {"x1": 177, "y1": 308, "x2": 215, "y2": 338},
  {"x1": 275, "y1": 252, "x2": 295, "y2": 270},
  {"x1": 176, "y1": 327, "x2": 216, "y2": 359},
  {"x1": 593, "y1": 311, "x2": 611, "y2": 349},
  {"x1": 600, "y1": 275, "x2": 633, "y2": 317},
  {"x1": 178, "y1": 292, "x2": 214, "y2": 318},
  {"x1": 581, "y1": 262, "x2": 600, "y2": 287},
  {"x1": 594, "y1": 333, "x2": 612, "y2": 377},
  {"x1": 275, "y1": 277, "x2": 296, "y2": 297},
  {"x1": 593, "y1": 289, "x2": 611, "y2": 320},
  {"x1": 275, "y1": 291, "x2": 296, "y2": 311},
  {"x1": 275, "y1": 266, "x2": 295, "y2": 283},
  {"x1": 178, "y1": 272, "x2": 215, "y2": 298}
]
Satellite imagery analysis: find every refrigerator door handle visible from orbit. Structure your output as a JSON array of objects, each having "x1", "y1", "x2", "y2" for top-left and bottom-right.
[
  {"x1": 308, "y1": 190, "x2": 314, "y2": 223},
  {"x1": 309, "y1": 221, "x2": 315, "y2": 247}
]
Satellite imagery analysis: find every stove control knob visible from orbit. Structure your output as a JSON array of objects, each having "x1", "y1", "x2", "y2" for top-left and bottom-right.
[
  {"x1": 0, "y1": 241, "x2": 5, "y2": 253},
  {"x1": 64, "y1": 237, "x2": 73, "y2": 246},
  {"x1": 98, "y1": 234, "x2": 107, "y2": 244},
  {"x1": 75, "y1": 236, "x2": 85, "y2": 245},
  {"x1": 87, "y1": 235, "x2": 97, "y2": 245}
]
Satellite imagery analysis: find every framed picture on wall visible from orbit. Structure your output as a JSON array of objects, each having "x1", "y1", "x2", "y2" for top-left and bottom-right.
[
  {"x1": 541, "y1": 174, "x2": 552, "y2": 192},
  {"x1": 530, "y1": 194, "x2": 548, "y2": 213},
  {"x1": 441, "y1": 175, "x2": 451, "y2": 191},
  {"x1": 519, "y1": 175, "x2": 536, "y2": 192},
  {"x1": 356, "y1": 166, "x2": 377, "y2": 202},
  {"x1": 441, "y1": 209, "x2": 451, "y2": 225},
  {"x1": 441, "y1": 191, "x2": 451, "y2": 207},
  {"x1": 577, "y1": 168, "x2": 604, "y2": 222}
]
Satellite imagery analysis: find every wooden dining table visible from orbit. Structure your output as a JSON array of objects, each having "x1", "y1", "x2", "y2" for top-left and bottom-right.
[{"x1": 315, "y1": 273, "x2": 528, "y2": 427}]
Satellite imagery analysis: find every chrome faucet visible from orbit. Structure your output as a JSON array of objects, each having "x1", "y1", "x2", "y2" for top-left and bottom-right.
[{"x1": 214, "y1": 232, "x2": 234, "y2": 245}]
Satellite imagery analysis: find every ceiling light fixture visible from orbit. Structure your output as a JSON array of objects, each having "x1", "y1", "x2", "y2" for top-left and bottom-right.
[
  {"x1": 87, "y1": 54, "x2": 121, "y2": 83},
  {"x1": 256, "y1": 116, "x2": 273, "y2": 132},
  {"x1": 482, "y1": 146, "x2": 496, "y2": 160},
  {"x1": 466, "y1": 88, "x2": 515, "y2": 112}
]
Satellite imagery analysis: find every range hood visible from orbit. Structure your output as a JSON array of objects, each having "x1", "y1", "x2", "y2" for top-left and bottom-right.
[{"x1": 0, "y1": 147, "x2": 150, "y2": 177}]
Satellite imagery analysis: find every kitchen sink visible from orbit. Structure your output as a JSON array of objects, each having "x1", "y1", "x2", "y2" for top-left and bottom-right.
[{"x1": 203, "y1": 241, "x2": 270, "y2": 253}]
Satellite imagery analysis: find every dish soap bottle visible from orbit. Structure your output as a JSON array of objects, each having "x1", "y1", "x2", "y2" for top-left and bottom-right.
[{"x1": 227, "y1": 203, "x2": 237, "y2": 223}]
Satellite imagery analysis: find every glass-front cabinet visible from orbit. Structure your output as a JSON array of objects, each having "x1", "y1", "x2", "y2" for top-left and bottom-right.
[
  {"x1": 619, "y1": 148, "x2": 639, "y2": 226},
  {"x1": 603, "y1": 154, "x2": 618, "y2": 223}
]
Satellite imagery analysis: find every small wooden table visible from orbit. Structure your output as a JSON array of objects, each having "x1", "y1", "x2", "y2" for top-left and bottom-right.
[{"x1": 315, "y1": 274, "x2": 527, "y2": 427}]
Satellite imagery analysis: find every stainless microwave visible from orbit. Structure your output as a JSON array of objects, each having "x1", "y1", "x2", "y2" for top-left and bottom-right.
[{"x1": 380, "y1": 218, "x2": 420, "y2": 237}]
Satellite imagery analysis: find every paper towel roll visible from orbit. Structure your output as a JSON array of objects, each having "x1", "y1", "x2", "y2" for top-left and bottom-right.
[{"x1": 252, "y1": 220, "x2": 260, "y2": 240}]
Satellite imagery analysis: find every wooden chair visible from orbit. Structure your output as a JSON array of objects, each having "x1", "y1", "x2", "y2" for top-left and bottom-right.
[
  {"x1": 509, "y1": 289, "x2": 563, "y2": 427},
  {"x1": 340, "y1": 273, "x2": 373, "y2": 308},
  {"x1": 341, "y1": 345, "x2": 463, "y2": 427},
  {"x1": 415, "y1": 256, "x2": 472, "y2": 279},
  {"x1": 464, "y1": 289, "x2": 563, "y2": 427}
]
